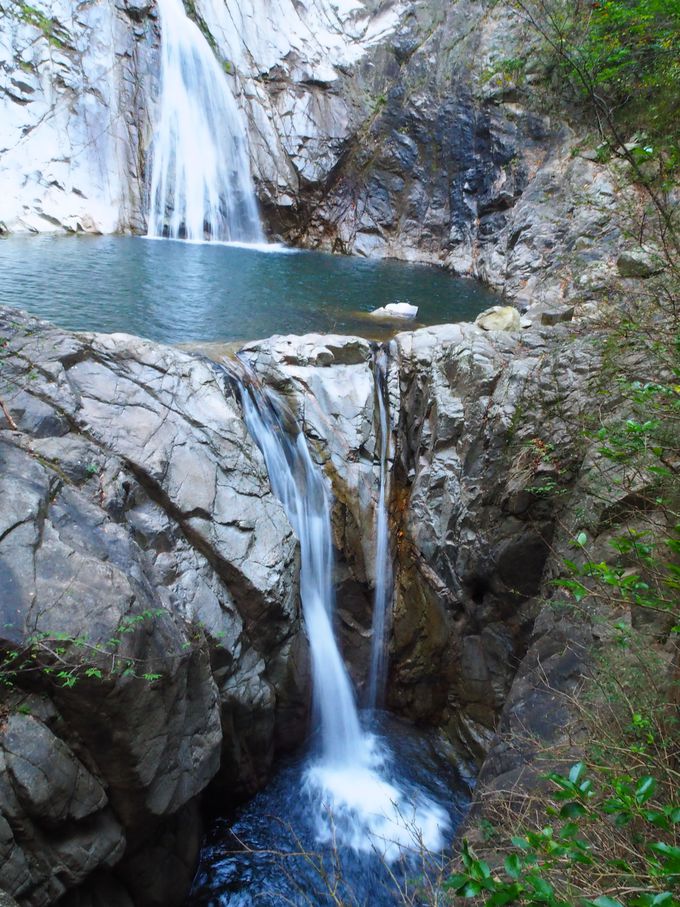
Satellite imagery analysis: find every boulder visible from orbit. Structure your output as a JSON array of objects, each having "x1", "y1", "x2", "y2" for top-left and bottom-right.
[
  {"x1": 369, "y1": 302, "x2": 419, "y2": 320},
  {"x1": 617, "y1": 249, "x2": 664, "y2": 278},
  {"x1": 475, "y1": 305, "x2": 521, "y2": 332}
]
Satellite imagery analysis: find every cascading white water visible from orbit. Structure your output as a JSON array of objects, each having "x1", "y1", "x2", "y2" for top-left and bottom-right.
[
  {"x1": 236, "y1": 377, "x2": 363, "y2": 764},
  {"x1": 227, "y1": 361, "x2": 448, "y2": 861},
  {"x1": 147, "y1": 0, "x2": 263, "y2": 243},
  {"x1": 368, "y1": 347, "x2": 393, "y2": 709}
]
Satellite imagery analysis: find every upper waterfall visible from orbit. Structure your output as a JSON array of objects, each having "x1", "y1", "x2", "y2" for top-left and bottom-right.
[{"x1": 147, "y1": 0, "x2": 263, "y2": 243}]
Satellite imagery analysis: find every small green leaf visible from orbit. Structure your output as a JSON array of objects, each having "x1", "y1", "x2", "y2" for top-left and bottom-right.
[
  {"x1": 635, "y1": 776, "x2": 657, "y2": 803},
  {"x1": 560, "y1": 801, "x2": 588, "y2": 818},
  {"x1": 504, "y1": 853, "x2": 522, "y2": 879},
  {"x1": 487, "y1": 887, "x2": 523, "y2": 906},
  {"x1": 584, "y1": 898, "x2": 625, "y2": 907}
]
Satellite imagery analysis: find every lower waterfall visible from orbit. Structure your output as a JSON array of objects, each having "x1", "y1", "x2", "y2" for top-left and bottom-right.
[
  {"x1": 147, "y1": 0, "x2": 263, "y2": 243},
  {"x1": 226, "y1": 363, "x2": 449, "y2": 861},
  {"x1": 368, "y1": 346, "x2": 393, "y2": 709}
]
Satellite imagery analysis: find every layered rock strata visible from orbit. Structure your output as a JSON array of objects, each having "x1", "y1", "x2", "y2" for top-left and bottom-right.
[{"x1": 2, "y1": 304, "x2": 663, "y2": 906}]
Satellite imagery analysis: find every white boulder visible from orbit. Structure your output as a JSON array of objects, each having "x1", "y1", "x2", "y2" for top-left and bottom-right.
[{"x1": 369, "y1": 302, "x2": 419, "y2": 320}]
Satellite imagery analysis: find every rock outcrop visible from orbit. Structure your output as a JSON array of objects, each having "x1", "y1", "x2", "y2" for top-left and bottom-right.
[
  {"x1": 0, "y1": 0, "x2": 156, "y2": 234},
  {"x1": 0, "y1": 0, "x2": 404, "y2": 235},
  {"x1": 0, "y1": 304, "x2": 665, "y2": 903},
  {"x1": 0, "y1": 0, "x2": 635, "y2": 319},
  {"x1": 235, "y1": 318, "x2": 598, "y2": 773},
  {"x1": 0, "y1": 308, "x2": 308, "y2": 906}
]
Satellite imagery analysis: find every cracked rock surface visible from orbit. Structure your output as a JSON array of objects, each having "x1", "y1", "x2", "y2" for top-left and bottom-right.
[
  {"x1": 0, "y1": 0, "x2": 157, "y2": 234},
  {"x1": 0, "y1": 307, "x2": 307, "y2": 907},
  {"x1": 238, "y1": 322, "x2": 599, "y2": 775}
]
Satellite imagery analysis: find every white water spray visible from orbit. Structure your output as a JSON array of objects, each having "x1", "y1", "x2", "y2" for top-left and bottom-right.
[
  {"x1": 227, "y1": 362, "x2": 448, "y2": 861},
  {"x1": 148, "y1": 0, "x2": 263, "y2": 242},
  {"x1": 368, "y1": 347, "x2": 393, "y2": 709}
]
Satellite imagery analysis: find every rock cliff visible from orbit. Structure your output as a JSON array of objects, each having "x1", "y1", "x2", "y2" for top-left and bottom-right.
[
  {"x1": 0, "y1": 307, "x2": 308, "y2": 906},
  {"x1": 237, "y1": 320, "x2": 599, "y2": 774},
  {"x1": 2, "y1": 303, "x2": 671, "y2": 904},
  {"x1": 0, "y1": 0, "x2": 631, "y2": 315}
]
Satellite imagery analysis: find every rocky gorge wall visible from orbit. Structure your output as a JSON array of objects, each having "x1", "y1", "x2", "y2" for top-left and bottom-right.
[
  {"x1": 0, "y1": 0, "x2": 402, "y2": 234},
  {"x1": 2, "y1": 295, "x2": 674, "y2": 906},
  {"x1": 0, "y1": 0, "x2": 636, "y2": 315},
  {"x1": 0, "y1": 4, "x2": 669, "y2": 902},
  {"x1": 0, "y1": 302, "x2": 580, "y2": 905},
  {"x1": 237, "y1": 317, "x2": 601, "y2": 774},
  {"x1": 0, "y1": 0, "x2": 156, "y2": 234},
  {"x1": 0, "y1": 307, "x2": 309, "y2": 906}
]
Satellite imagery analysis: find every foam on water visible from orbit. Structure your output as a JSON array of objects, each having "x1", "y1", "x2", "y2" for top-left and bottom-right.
[
  {"x1": 304, "y1": 738, "x2": 449, "y2": 861},
  {"x1": 142, "y1": 235, "x2": 295, "y2": 254},
  {"x1": 188, "y1": 711, "x2": 469, "y2": 904}
]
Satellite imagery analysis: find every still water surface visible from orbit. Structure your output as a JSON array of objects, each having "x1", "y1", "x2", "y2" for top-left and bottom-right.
[{"x1": 0, "y1": 235, "x2": 497, "y2": 344}]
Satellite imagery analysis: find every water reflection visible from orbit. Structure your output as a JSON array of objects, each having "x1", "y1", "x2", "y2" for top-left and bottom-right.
[{"x1": 0, "y1": 235, "x2": 499, "y2": 345}]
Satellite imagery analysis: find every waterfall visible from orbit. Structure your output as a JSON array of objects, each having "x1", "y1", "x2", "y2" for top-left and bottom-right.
[
  {"x1": 234, "y1": 372, "x2": 363, "y2": 765},
  {"x1": 147, "y1": 0, "x2": 263, "y2": 243},
  {"x1": 368, "y1": 347, "x2": 393, "y2": 709},
  {"x1": 225, "y1": 360, "x2": 448, "y2": 861}
]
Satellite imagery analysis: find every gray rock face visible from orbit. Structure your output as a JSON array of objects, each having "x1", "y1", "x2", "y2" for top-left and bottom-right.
[
  {"x1": 617, "y1": 248, "x2": 664, "y2": 278},
  {"x1": 254, "y1": 0, "x2": 631, "y2": 313},
  {"x1": 0, "y1": 0, "x2": 404, "y2": 235},
  {"x1": 0, "y1": 308, "x2": 307, "y2": 906},
  {"x1": 237, "y1": 322, "x2": 598, "y2": 772},
  {"x1": 390, "y1": 323, "x2": 597, "y2": 764},
  {"x1": 0, "y1": 306, "x2": 654, "y2": 904},
  {"x1": 0, "y1": 0, "x2": 636, "y2": 317},
  {"x1": 0, "y1": 0, "x2": 157, "y2": 233}
]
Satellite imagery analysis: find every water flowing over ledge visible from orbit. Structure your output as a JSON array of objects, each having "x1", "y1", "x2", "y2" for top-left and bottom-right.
[
  {"x1": 368, "y1": 346, "x2": 394, "y2": 710},
  {"x1": 147, "y1": 0, "x2": 263, "y2": 242},
  {"x1": 223, "y1": 359, "x2": 450, "y2": 863}
]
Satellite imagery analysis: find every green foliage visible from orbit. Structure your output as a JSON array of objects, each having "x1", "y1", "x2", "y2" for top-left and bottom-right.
[
  {"x1": 445, "y1": 763, "x2": 680, "y2": 906},
  {"x1": 15, "y1": 3, "x2": 70, "y2": 48},
  {"x1": 481, "y1": 55, "x2": 527, "y2": 88},
  {"x1": 512, "y1": 0, "x2": 680, "y2": 236},
  {"x1": 579, "y1": 0, "x2": 680, "y2": 151},
  {"x1": 551, "y1": 349, "x2": 680, "y2": 633},
  {"x1": 0, "y1": 609, "x2": 168, "y2": 691}
]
